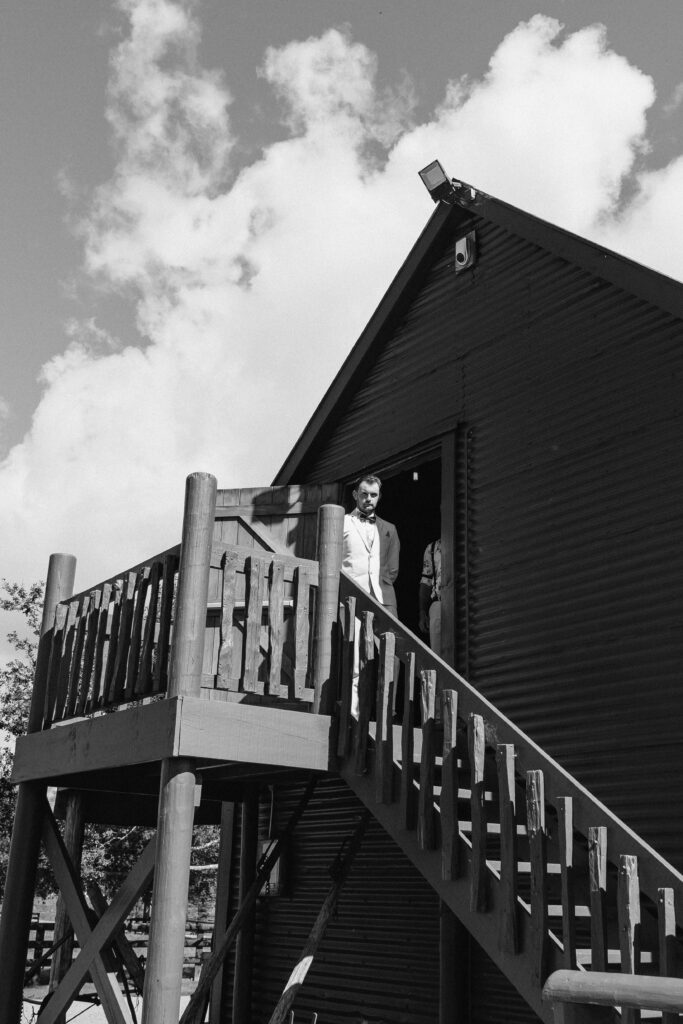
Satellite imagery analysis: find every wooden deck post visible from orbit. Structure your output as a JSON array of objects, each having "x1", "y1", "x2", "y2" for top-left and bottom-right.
[
  {"x1": 312, "y1": 503, "x2": 344, "y2": 714},
  {"x1": 0, "y1": 552, "x2": 76, "y2": 1024},
  {"x1": 233, "y1": 786, "x2": 260, "y2": 1024},
  {"x1": 142, "y1": 472, "x2": 216, "y2": 1024}
]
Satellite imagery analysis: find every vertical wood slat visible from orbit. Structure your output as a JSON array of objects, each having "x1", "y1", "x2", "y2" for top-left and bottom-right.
[
  {"x1": 89, "y1": 583, "x2": 112, "y2": 711},
  {"x1": 54, "y1": 601, "x2": 79, "y2": 722},
  {"x1": 243, "y1": 556, "x2": 267, "y2": 694},
  {"x1": 293, "y1": 566, "x2": 312, "y2": 699},
  {"x1": 496, "y1": 743, "x2": 518, "y2": 953},
  {"x1": 217, "y1": 549, "x2": 239, "y2": 692},
  {"x1": 336, "y1": 597, "x2": 355, "y2": 758},
  {"x1": 558, "y1": 796, "x2": 577, "y2": 969},
  {"x1": 64, "y1": 596, "x2": 88, "y2": 718},
  {"x1": 353, "y1": 611, "x2": 375, "y2": 775},
  {"x1": 526, "y1": 769, "x2": 549, "y2": 986},
  {"x1": 468, "y1": 713, "x2": 488, "y2": 912},
  {"x1": 153, "y1": 554, "x2": 177, "y2": 694},
  {"x1": 589, "y1": 826, "x2": 608, "y2": 973},
  {"x1": 43, "y1": 603, "x2": 68, "y2": 727},
  {"x1": 418, "y1": 670, "x2": 437, "y2": 851},
  {"x1": 125, "y1": 566, "x2": 151, "y2": 699},
  {"x1": 267, "y1": 560, "x2": 286, "y2": 697},
  {"x1": 76, "y1": 591, "x2": 100, "y2": 714},
  {"x1": 618, "y1": 855, "x2": 641, "y2": 1024},
  {"x1": 138, "y1": 562, "x2": 161, "y2": 695},
  {"x1": 441, "y1": 689, "x2": 460, "y2": 881},
  {"x1": 400, "y1": 651, "x2": 417, "y2": 832},
  {"x1": 658, "y1": 888, "x2": 677, "y2": 1024},
  {"x1": 375, "y1": 631, "x2": 395, "y2": 805},
  {"x1": 110, "y1": 572, "x2": 137, "y2": 703},
  {"x1": 102, "y1": 582, "x2": 123, "y2": 705}
]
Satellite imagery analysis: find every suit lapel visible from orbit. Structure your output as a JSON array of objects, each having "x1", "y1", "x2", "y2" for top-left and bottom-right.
[{"x1": 350, "y1": 514, "x2": 373, "y2": 553}]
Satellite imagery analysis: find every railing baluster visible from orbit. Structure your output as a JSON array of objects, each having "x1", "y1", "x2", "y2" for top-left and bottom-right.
[
  {"x1": 243, "y1": 555, "x2": 267, "y2": 694},
  {"x1": 418, "y1": 669, "x2": 437, "y2": 851},
  {"x1": 441, "y1": 689, "x2": 460, "y2": 881},
  {"x1": 589, "y1": 826, "x2": 608, "y2": 973},
  {"x1": 469, "y1": 713, "x2": 487, "y2": 911},
  {"x1": 336, "y1": 596, "x2": 355, "y2": 758},
  {"x1": 268, "y1": 559, "x2": 285, "y2": 697},
  {"x1": 101, "y1": 579, "x2": 123, "y2": 705},
  {"x1": 110, "y1": 572, "x2": 137, "y2": 703},
  {"x1": 55, "y1": 601, "x2": 79, "y2": 722},
  {"x1": 217, "y1": 549, "x2": 239, "y2": 691},
  {"x1": 76, "y1": 591, "x2": 100, "y2": 714},
  {"x1": 64, "y1": 596, "x2": 88, "y2": 718},
  {"x1": 153, "y1": 554, "x2": 176, "y2": 694},
  {"x1": 496, "y1": 743, "x2": 518, "y2": 953},
  {"x1": 400, "y1": 651, "x2": 417, "y2": 831},
  {"x1": 138, "y1": 562, "x2": 161, "y2": 695},
  {"x1": 618, "y1": 855, "x2": 641, "y2": 1024},
  {"x1": 659, "y1": 887, "x2": 677, "y2": 1024},
  {"x1": 558, "y1": 797, "x2": 577, "y2": 969},
  {"x1": 293, "y1": 566, "x2": 313, "y2": 699},
  {"x1": 352, "y1": 611, "x2": 374, "y2": 774},
  {"x1": 125, "y1": 566, "x2": 151, "y2": 700},
  {"x1": 43, "y1": 603, "x2": 68, "y2": 727},
  {"x1": 90, "y1": 582, "x2": 112, "y2": 710},
  {"x1": 527, "y1": 769, "x2": 548, "y2": 986},
  {"x1": 375, "y1": 632, "x2": 395, "y2": 805}
]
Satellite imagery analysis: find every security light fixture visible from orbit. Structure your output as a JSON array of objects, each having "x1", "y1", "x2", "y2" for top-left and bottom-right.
[{"x1": 419, "y1": 159, "x2": 455, "y2": 203}]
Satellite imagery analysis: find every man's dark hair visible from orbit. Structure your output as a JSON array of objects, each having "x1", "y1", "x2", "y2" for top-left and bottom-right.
[{"x1": 354, "y1": 473, "x2": 382, "y2": 491}]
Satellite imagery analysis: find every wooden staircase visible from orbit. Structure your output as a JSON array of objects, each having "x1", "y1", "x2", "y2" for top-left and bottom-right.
[{"x1": 334, "y1": 573, "x2": 683, "y2": 1024}]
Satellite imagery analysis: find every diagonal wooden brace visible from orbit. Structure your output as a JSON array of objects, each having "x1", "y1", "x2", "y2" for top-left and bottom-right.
[{"x1": 39, "y1": 800, "x2": 155, "y2": 1024}]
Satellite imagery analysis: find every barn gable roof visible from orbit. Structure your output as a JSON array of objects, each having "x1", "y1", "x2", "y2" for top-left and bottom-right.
[{"x1": 275, "y1": 179, "x2": 683, "y2": 484}]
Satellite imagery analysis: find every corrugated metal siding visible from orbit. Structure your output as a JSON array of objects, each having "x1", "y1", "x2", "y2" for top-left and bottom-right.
[
  {"x1": 469, "y1": 940, "x2": 539, "y2": 1024},
  {"x1": 249, "y1": 777, "x2": 441, "y2": 1024},
  {"x1": 298, "y1": 215, "x2": 683, "y2": 877}
]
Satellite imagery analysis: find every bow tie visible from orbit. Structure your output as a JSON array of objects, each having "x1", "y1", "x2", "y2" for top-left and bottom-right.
[{"x1": 359, "y1": 513, "x2": 376, "y2": 523}]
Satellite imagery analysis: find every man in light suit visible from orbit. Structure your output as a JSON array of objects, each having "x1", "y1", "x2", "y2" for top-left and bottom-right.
[
  {"x1": 343, "y1": 473, "x2": 400, "y2": 616},
  {"x1": 343, "y1": 474, "x2": 400, "y2": 718}
]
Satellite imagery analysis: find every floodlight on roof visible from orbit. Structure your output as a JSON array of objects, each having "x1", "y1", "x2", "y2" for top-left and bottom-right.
[{"x1": 418, "y1": 159, "x2": 455, "y2": 203}]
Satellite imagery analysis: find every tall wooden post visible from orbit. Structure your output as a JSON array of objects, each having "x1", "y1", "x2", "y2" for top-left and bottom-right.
[
  {"x1": 0, "y1": 552, "x2": 76, "y2": 1024},
  {"x1": 142, "y1": 472, "x2": 216, "y2": 1024},
  {"x1": 232, "y1": 786, "x2": 260, "y2": 1024},
  {"x1": 312, "y1": 503, "x2": 344, "y2": 715}
]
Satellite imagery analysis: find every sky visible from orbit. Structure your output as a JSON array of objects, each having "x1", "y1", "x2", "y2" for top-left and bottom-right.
[{"x1": 1, "y1": 0, "x2": 683, "y2": 650}]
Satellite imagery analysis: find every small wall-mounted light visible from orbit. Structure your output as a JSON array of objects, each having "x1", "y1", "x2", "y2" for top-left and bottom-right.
[{"x1": 418, "y1": 159, "x2": 455, "y2": 203}]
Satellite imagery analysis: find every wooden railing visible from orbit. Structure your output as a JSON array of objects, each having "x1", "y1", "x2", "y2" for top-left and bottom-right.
[
  {"x1": 336, "y1": 573, "x2": 683, "y2": 1016},
  {"x1": 41, "y1": 548, "x2": 180, "y2": 727}
]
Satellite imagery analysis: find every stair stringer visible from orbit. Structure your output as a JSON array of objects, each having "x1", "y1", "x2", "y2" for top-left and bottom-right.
[{"x1": 339, "y1": 758, "x2": 616, "y2": 1024}]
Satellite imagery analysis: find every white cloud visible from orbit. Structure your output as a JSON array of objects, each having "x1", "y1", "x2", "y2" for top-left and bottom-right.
[{"x1": 0, "y1": 5, "x2": 681, "y2": 611}]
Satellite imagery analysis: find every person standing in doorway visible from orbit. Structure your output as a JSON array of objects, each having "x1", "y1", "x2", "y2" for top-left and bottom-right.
[{"x1": 419, "y1": 538, "x2": 441, "y2": 657}]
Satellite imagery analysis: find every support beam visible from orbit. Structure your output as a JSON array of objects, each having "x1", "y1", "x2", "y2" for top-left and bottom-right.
[
  {"x1": 0, "y1": 552, "x2": 76, "y2": 1024},
  {"x1": 311, "y1": 503, "x2": 344, "y2": 714},
  {"x1": 233, "y1": 786, "x2": 260, "y2": 1024},
  {"x1": 210, "y1": 802, "x2": 236, "y2": 1024},
  {"x1": 142, "y1": 757, "x2": 197, "y2": 1024},
  {"x1": 440, "y1": 903, "x2": 469, "y2": 1024},
  {"x1": 49, "y1": 790, "x2": 85, "y2": 1022}
]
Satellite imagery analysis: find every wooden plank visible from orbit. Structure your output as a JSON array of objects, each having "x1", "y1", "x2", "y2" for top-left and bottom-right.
[
  {"x1": 101, "y1": 581, "x2": 123, "y2": 705},
  {"x1": 418, "y1": 670, "x2": 437, "y2": 851},
  {"x1": 527, "y1": 769, "x2": 549, "y2": 987},
  {"x1": 558, "y1": 797, "x2": 577, "y2": 969},
  {"x1": 496, "y1": 743, "x2": 518, "y2": 953},
  {"x1": 214, "y1": 502, "x2": 323, "y2": 518},
  {"x1": 54, "y1": 600, "x2": 79, "y2": 722},
  {"x1": 441, "y1": 689, "x2": 459, "y2": 881},
  {"x1": 658, "y1": 888, "x2": 677, "y2": 1024},
  {"x1": 138, "y1": 561, "x2": 161, "y2": 695},
  {"x1": 39, "y1": 807, "x2": 137, "y2": 1024},
  {"x1": 353, "y1": 611, "x2": 375, "y2": 774},
  {"x1": 336, "y1": 597, "x2": 355, "y2": 758},
  {"x1": 65, "y1": 596, "x2": 88, "y2": 719},
  {"x1": 589, "y1": 826, "x2": 608, "y2": 972},
  {"x1": 153, "y1": 553, "x2": 177, "y2": 694},
  {"x1": 233, "y1": 786, "x2": 259, "y2": 1024},
  {"x1": 210, "y1": 803, "x2": 236, "y2": 1024},
  {"x1": 89, "y1": 583, "x2": 112, "y2": 710},
  {"x1": 400, "y1": 651, "x2": 417, "y2": 832},
  {"x1": 375, "y1": 632, "x2": 395, "y2": 805},
  {"x1": 267, "y1": 559, "x2": 286, "y2": 697},
  {"x1": 110, "y1": 572, "x2": 137, "y2": 703},
  {"x1": 77, "y1": 591, "x2": 100, "y2": 714},
  {"x1": 292, "y1": 565, "x2": 312, "y2": 699},
  {"x1": 217, "y1": 549, "x2": 240, "y2": 691},
  {"x1": 618, "y1": 855, "x2": 641, "y2": 1024},
  {"x1": 125, "y1": 566, "x2": 151, "y2": 699},
  {"x1": 243, "y1": 556, "x2": 267, "y2": 694},
  {"x1": 43, "y1": 603, "x2": 68, "y2": 727},
  {"x1": 469, "y1": 713, "x2": 488, "y2": 912}
]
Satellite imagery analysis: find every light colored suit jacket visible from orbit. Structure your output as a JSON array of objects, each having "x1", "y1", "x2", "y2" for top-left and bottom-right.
[{"x1": 343, "y1": 511, "x2": 400, "y2": 615}]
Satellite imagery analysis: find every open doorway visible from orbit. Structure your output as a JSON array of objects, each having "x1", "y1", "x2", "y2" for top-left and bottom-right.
[{"x1": 341, "y1": 458, "x2": 441, "y2": 635}]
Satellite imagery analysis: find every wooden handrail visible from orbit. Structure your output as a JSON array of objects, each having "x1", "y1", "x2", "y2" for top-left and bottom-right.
[{"x1": 543, "y1": 970, "x2": 683, "y2": 1012}]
